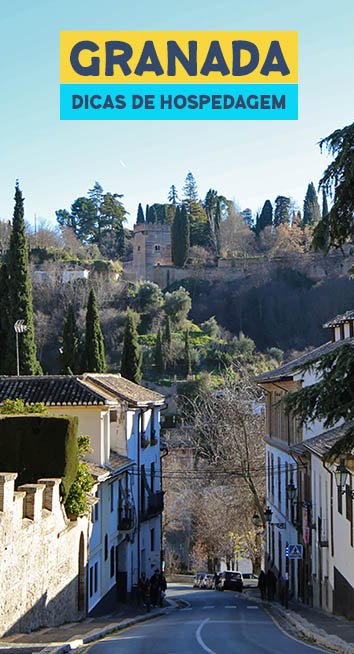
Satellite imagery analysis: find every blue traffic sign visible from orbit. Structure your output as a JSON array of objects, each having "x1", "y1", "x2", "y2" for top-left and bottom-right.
[{"x1": 287, "y1": 544, "x2": 303, "y2": 559}]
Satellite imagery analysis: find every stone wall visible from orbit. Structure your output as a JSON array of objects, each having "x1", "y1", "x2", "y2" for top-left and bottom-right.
[
  {"x1": 0, "y1": 473, "x2": 88, "y2": 636},
  {"x1": 151, "y1": 251, "x2": 353, "y2": 288}
]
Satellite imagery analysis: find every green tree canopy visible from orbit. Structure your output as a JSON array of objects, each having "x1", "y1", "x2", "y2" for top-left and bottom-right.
[
  {"x1": 256, "y1": 200, "x2": 273, "y2": 235},
  {"x1": 61, "y1": 304, "x2": 81, "y2": 374},
  {"x1": 168, "y1": 184, "x2": 179, "y2": 205},
  {"x1": 184, "y1": 330, "x2": 192, "y2": 377},
  {"x1": 6, "y1": 183, "x2": 41, "y2": 375},
  {"x1": 274, "y1": 196, "x2": 291, "y2": 226},
  {"x1": 136, "y1": 203, "x2": 145, "y2": 224},
  {"x1": 303, "y1": 182, "x2": 321, "y2": 226},
  {"x1": 85, "y1": 288, "x2": 106, "y2": 372},
  {"x1": 171, "y1": 205, "x2": 190, "y2": 266},
  {"x1": 164, "y1": 286, "x2": 192, "y2": 328},
  {"x1": 155, "y1": 329, "x2": 164, "y2": 372},
  {"x1": 121, "y1": 312, "x2": 142, "y2": 384},
  {"x1": 312, "y1": 121, "x2": 354, "y2": 250}
]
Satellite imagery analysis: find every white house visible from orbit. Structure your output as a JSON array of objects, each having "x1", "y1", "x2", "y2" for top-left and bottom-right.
[
  {"x1": 0, "y1": 372, "x2": 165, "y2": 613},
  {"x1": 257, "y1": 310, "x2": 354, "y2": 617}
]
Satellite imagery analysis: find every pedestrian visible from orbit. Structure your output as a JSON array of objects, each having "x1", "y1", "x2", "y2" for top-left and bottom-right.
[
  {"x1": 150, "y1": 569, "x2": 161, "y2": 607},
  {"x1": 159, "y1": 571, "x2": 167, "y2": 607},
  {"x1": 266, "y1": 569, "x2": 277, "y2": 601},
  {"x1": 138, "y1": 572, "x2": 151, "y2": 612},
  {"x1": 258, "y1": 570, "x2": 266, "y2": 600}
]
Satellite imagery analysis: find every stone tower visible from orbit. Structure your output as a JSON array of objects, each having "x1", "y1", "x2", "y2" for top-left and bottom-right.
[{"x1": 132, "y1": 223, "x2": 172, "y2": 281}]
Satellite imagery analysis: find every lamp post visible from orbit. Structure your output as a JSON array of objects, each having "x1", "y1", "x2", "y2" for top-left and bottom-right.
[
  {"x1": 335, "y1": 463, "x2": 354, "y2": 498},
  {"x1": 14, "y1": 320, "x2": 27, "y2": 376}
]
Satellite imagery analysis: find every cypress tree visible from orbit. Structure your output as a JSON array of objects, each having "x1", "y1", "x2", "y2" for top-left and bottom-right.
[
  {"x1": 6, "y1": 183, "x2": 41, "y2": 375},
  {"x1": 184, "y1": 330, "x2": 192, "y2": 378},
  {"x1": 258, "y1": 200, "x2": 273, "y2": 233},
  {"x1": 171, "y1": 205, "x2": 189, "y2": 266},
  {"x1": 136, "y1": 203, "x2": 145, "y2": 224},
  {"x1": 61, "y1": 304, "x2": 81, "y2": 374},
  {"x1": 155, "y1": 329, "x2": 164, "y2": 372},
  {"x1": 121, "y1": 312, "x2": 142, "y2": 384},
  {"x1": 0, "y1": 264, "x2": 10, "y2": 373},
  {"x1": 303, "y1": 182, "x2": 321, "y2": 226},
  {"x1": 164, "y1": 316, "x2": 172, "y2": 349},
  {"x1": 145, "y1": 204, "x2": 149, "y2": 224},
  {"x1": 322, "y1": 190, "x2": 329, "y2": 217},
  {"x1": 147, "y1": 206, "x2": 157, "y2": 224},
  {"x1": 85, "y1": 289, "x2": 106, "y2": 372},
  {"x1": 274, "y1": 196, "x2": 291, "y2": 226},
  {"x1": 168, "y1": 185, "x2": 178, "y2": 205}
]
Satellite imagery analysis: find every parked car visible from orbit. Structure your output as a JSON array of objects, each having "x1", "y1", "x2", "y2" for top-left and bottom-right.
[
  {"x1": 242, "y1": 573, "x2": 259, "y2": 588},
  {"x1": 193, "y1": 572, "x2": 207, "y2": 588},
  {"x1": 216, "y1": 571, "x2": 243, "y2": 592},
  {"x1": 203, "y1": 573, "x2": 215, "y2": 589}
]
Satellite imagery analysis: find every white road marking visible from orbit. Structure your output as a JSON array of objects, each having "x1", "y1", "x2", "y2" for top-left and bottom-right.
[
  {"x1": 181, "y1": 607, "x2": 193, "y2": 611},
  {"x1": 247, "y1": 606, "x2": 259, "y2": 609},
  {"x1": 225, "y1": 605, "x2": 238, "y2": 608},
  {"x1": 195, "y1": 618, "x2": 216, "y2": 654},
  {"x1": 203, "y1": 605, "x2": 215, "y2": 609}
]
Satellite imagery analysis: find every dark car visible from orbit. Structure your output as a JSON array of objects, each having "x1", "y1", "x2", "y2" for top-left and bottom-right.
[{"x1": 216, "y1": 571, "x2": 243, "y2": 592}]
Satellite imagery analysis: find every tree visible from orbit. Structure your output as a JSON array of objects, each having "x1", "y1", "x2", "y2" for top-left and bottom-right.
[
  {"x1": 187, "y1": 369, "x2": 266, "y2": 525},
  {"x1": 182, "y1": 172, "x2": 208, "y2": 246},
  {"x1": 322, "y1": 190, "x2": 329, "y2": 218},
  {"x1": 121, "y1": 312, "x2": 142, "y2": 384},
  {"x1": 171, "y1": 205, "x2": 190, "y2": 266},
  {"x1": 163, "y1": 315, "x2": 172, "y2": 356},
  {"x1": 168, "y1": 184, "x2": 179, "y2": 205},
  {"x1": 274, "y1": 196, "x2": 291, "y2": 226},
  {"x1": 312, "y1": 121, "x2": 354, "y2": 250},
  {"x1": 204, "y1": 189, "x2": 227, "y2": 254},
  {"x1": 136, "y1": 203, "x2": 145, "y2": 224},
  {"x1": 155, "y1": 329, "x2": 164, "y2": 372},
  {"x1": 6, "y1": 183, "x2": 41, "y2": 375},
  {"x1": 164, "y1": 287, "x2": 192, "y2": 328},
  {"x1": 0, "y1": 264, "x2": 10, "y2": 373},
  {"x1": 134, "y1": 281, "x2": 163, "y2": 332},
  {"x1": 184, "y1": 330, "x2": 192, "y2": 377},
  {"x1": 61, "y1": 304, "x2": 81, "y2": 374},
  {"x1": 85, "y1": 288, "x2": 106, "y2": 372},
  {"x1": 147, "y1": 206, "x2": 158, "y2": 224},
  {"x1": 303, "y1": 182, "x2": 321, "y2": 226},
  {"x1": 201, "y1": 316, "x2": 219, "y2": 338},
  {"x1": 284, "y1": 343, "x2": 354, "y2": 458},
  {"x1": 256, "y1": 200, "x2": 273, "y2": 235}
]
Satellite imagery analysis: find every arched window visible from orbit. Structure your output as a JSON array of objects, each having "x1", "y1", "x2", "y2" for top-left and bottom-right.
[{"x1": 154, "y1": 244, "x2": 160, "y2": 251}]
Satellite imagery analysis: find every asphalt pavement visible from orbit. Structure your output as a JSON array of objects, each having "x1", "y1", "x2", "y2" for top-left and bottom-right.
[{"x1": 84, "y1": 585, "x2": 331, "y2": 654}]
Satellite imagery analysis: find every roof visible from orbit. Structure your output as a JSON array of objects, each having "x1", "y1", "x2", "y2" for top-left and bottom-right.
[
  {"x1": 87, "y1": 451, "x2": 134, "y2": 481},
  {"x1": 0, "y1": 376, "x2": 113, "y2": 407},
  {"x1": 256, "y1": 337, "x2": 354, "y2": 383},
  {"x1": 292, "y1": 423, "x2": 354, "y2": 458},
  {"x1": 84, "y1": 374, "x2": 164, "y2": 407},
  {"x1": 324, "y1": 310, "x2": 354, "y2": 328}
]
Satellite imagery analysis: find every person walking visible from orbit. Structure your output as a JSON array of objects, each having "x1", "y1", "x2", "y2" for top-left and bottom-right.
[
  {"x1": 266, "y1": 568, "x2": 277, "y2": 601},
  {"x1": 138, "y1": 573, "x2": 151, "y2": 612},
  {"x1": 150, "y1": 569, "x2": 161, "y2": 607},
  {"x1": 159, "y1": 571, "x2": 167, "y2": 607},
  {"x1": 258, "y1": 570, "x2": 267, "y2": 600}
]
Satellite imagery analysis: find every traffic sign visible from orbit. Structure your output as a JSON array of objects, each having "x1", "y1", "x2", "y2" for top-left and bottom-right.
[{"x1": 287, "y1": 544, "x2": 303, "y2": 559}]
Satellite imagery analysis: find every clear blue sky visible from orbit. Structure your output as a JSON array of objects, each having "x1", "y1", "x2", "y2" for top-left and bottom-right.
[{"x1": 0, "y1": 0, "x2": 353, "y2": 228}]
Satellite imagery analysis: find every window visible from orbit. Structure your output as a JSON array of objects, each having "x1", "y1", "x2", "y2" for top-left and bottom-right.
[
  {"x1": 150, "y1": 528, "x2": 155, "y2": 552},
  {"x1": 277, "y1": 457, "x2": 281, "y2": 506},
  {"x1": 89, "y1": 567, "x2": 93, "y2": 597},
  {"x1": 110, "y1": 484, "x2": 114, "y2": 512},
  {"x1": 154, "y1": 244, "x2": 160, "y2": 251},
  {"x1": 141, "y1": 465, "x2": 146, "y2": 513},
  {"x1": 110, "y1": 547, "x2": 115, "y2": 577},
  {"x1": 104, "y1": 534, "x2": 108, "y2": 561},
  {"x1": 137, "y1": 245, "x2": 141, "y2": 251},
  {"x1": 92, "y1": 500, "x2": 99, "y2": 523},
  {"x1": 151, "y1": 462, "x2": 155, "y2": 493},
  {"x1": 278, "y1": 533, "x2": 282, "y2": 576},
  {"x1": 94, "y1": 562, "x2": 98, "y2": 593}
]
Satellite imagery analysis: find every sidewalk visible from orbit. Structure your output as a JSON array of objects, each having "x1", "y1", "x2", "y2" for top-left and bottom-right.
[
  {"x1": 245, "y1": 589, "x2": 354, "y2": 654},
  {"x1": 0, "y1": 598, "x2": 174, "y2": 654}
]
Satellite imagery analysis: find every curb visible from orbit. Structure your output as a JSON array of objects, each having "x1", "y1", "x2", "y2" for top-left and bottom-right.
[
  {"x1": 243, "y1": 591, "x2": 354, "y2": 654},
  {"x1": 0, "y1": 605, "x2": 175, "y2": 654}
]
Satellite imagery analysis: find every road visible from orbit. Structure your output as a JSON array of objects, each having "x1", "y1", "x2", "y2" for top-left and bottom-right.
[{"x1": 85, "y1": 584, "x2": 329, "y2": 654}]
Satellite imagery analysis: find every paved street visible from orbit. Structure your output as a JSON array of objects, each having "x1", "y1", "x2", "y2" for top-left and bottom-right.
[{"x1": 85, "y1": 585, "x2": 331, "y2": 654}]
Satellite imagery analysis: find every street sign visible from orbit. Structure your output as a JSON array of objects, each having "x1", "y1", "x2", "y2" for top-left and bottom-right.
[{"x1": 287, "y1": 544, "x2": 303, "y2": 559}]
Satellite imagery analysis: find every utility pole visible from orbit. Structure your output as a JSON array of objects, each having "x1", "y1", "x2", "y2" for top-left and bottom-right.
[{"x1": 14, "y1": 320, "x2": 27, "y2": 375}]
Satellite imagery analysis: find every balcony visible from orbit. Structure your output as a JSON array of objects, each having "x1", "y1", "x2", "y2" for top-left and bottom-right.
[
  {"x1": 118, "y1": 508, "x2": 135, "y2": 531},
  {"x1": 150, "y1": 427, "x2": 158, "y2": 446},
  {"x1": 141, "y1": 491, "x2": 164, "y2": 522},
  {"x1": 141, "y1": 431, "x2": 150, "y2": 449}
]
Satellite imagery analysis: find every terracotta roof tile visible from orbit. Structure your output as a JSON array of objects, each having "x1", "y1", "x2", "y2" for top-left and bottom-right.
[
  {"x1": 0, "y1": 376, "x2": 110, "y2": 406},
  {"x1": 84, "y1": 373, "x2": 164, "y2": 406}
]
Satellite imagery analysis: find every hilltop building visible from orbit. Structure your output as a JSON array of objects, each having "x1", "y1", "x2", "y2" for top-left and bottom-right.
[{"x1": 126, "y1": 223, "x2": 172, "y2": 281}]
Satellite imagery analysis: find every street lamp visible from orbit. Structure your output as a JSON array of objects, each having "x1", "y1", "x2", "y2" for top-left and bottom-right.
[
  {"x1": 335, "y1": 463, "x2": 354, "y2": 497},
  {"x1": 286, "y1": 480, "x2": 297, "y2": 503},
  {"x1": 14, "y1": 320, "x2": 27, "y2": 376},
  {"x1": 264, "y1": 507, "x2": 273, "y2": 523}
]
